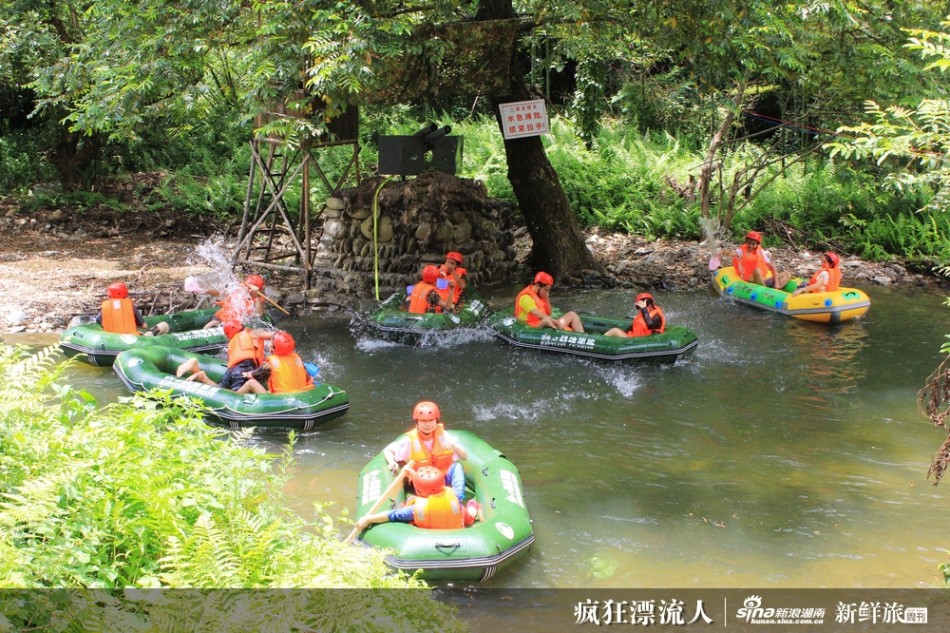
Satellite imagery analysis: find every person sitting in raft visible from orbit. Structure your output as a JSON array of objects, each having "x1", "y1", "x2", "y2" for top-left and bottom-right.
[
  {"x1": 176, "y1": 319, "x2": 274, "y2": 394},
  {"x1": 97, "y1": 282, "x2": 169, "y2": 336},
  {"x1": 384, "y1": 400, "x2": 468, "y2": 503},
  {"x1": 515, "y1": 271, "x2": 585, "y2": 332},
  {"x1": 439, "y1": 251, "x2": 467, "y2": 307},
  {"x1": 355, "y1": 465, "x2": 479, "y2": 531},
  {"x1": 264, "y1": 330, "x2": 314, "y2": 393},
  {"x1": 729, "y1": 230, "x2": 791, "y2": 290},
  {"x1": 406, "y1": 264, "x2": 453, "y2": 314},
  {"x1": 791, "y1": 252, "x2": 842, "y2": 296},
  {"x1": 202, "y1": 273, "x2": 267, "y2": 329},
  {"x1": 605, "y1": 292, "x2": 666, "y2": 337}
]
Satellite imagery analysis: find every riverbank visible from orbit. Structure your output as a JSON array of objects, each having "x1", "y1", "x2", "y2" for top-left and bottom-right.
[{"x1": 0, "y1": 206, "x2": 945, "y2": 335}]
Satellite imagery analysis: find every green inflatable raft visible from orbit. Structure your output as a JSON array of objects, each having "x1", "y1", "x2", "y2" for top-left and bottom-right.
[
  {"x1": 113, "y1": 345, "x2": 349, "y2": 431},
  {"x1": 353, "y1": 430, "x2": 534, "y2": 582},
  {"x1": 360, "y1": 286, "x2": 492, "y2": 345},
  {"x1": 487, "y1": 308, "x2": 698, "y2": 363},
  {"x1": 59, "y1": 307, "x2": 226, "y2": 367}
]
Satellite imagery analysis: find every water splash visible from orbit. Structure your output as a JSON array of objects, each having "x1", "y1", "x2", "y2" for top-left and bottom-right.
[
  {"x1": 185, "y1": 236, "x2": 239, "y2": 294},
  {"x1": 700, "y1": 216, "x2": 723, "y2": 270}
]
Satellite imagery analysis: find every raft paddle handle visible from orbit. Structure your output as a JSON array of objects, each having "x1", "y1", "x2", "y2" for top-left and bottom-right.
[{"x1": 344, "y1": 460, "x2": 415, "y2": 545}]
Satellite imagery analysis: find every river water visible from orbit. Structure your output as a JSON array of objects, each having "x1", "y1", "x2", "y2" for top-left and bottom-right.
[{"x1": 24, "y1": 282, "x2": 950, "y2": 589}]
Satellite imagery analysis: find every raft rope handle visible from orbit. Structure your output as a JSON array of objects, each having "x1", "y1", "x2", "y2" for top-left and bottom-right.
[
  {"x1": 435, "y1": 542, "x2": 461, "y2": 553},
  {"x1": 372, "y1": 176, "x2": 393, "y2": 301}
]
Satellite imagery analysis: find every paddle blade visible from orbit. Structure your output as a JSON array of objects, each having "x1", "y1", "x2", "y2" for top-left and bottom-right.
[{"x1": 304, "y1": 362, "x2": 320, "y2": 378}]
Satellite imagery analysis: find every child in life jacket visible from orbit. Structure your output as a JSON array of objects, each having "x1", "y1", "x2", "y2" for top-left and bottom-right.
[
  {"x1": 439, "y1": 251, "x2": 467, "y2": 307},
  {"x1": 383, "y1": 401, "x2": 469, "y2": 502},
  {"x1": 791, "y1": 252, "x2": 842, "y2": 296},
  {"x1": 97, "y1": 282, "x2": 169, "y2": 336},
  {"x1": 263, "y1": 331, "x2": 314, "y2": 393},
  {"x1": 354, "y1": 465, "x2": 479, "y2": 531},
  {"x1": 605, "y1": 292, "x2": 666, "y2": 337},
  {"x1": 515, "y1": 271, "x2": 585, "y2": 332},
  {"x1": 175, "y1": 320, "x2": 273, "y2": 394},
  {"x1": 406, "y1": 265, "x2": 453, "y2": 314}
]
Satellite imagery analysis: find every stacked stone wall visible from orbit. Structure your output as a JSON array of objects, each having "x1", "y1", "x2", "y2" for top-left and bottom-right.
[{"x1": 309, "y1": 172, "x2": 519, "y2": 298}]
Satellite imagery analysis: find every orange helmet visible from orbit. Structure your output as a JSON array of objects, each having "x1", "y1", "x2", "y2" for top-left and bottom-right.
[
  {"x1": 824, "y1": 252, "x2": 840, "y2": 267},
  {"x1": 446, "y1": 251, "x2": 463, "y2": 265},
  {"x1": 107, "y1": 282, "x2": 129, "y2": 299},
  {"x1": 413, "y1": 400, "x2": 441, "y2": 422},
  {"x1": 745, "y1": 230, "x2": 763, "y2": 244},
  {"x1": 412, "y1": 465, "x2": 445, "y2": 497},
  {"x1": 533, "y1": 271, "x2": 554, "y2": 286},
  {"x1": 272, "y1": 331, "x2": 295, "y2": 355},
  {"x1": 223, "y1": 320, "x2": 244, "y2": 339},
  {"x1": 421, "y1": 265, "x2": 440, "y2": 284},
  {"x1": 636, "y1": 292, "x2": 654, "y2": 305},
  {"x1": 245, "y1": 274, "x2": 265, "y2": 291}
]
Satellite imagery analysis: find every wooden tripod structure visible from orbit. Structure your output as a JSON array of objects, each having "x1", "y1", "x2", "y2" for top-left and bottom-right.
[{"x1": 233, "y1": 106, "x2": 360, "y2": 290}]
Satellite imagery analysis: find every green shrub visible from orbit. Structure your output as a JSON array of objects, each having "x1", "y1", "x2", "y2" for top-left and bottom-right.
[{"x1": 0, "y1": 345, "x2": 464, "y2": 631}]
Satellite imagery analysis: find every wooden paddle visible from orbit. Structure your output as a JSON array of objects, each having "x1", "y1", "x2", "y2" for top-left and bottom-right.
[
  {"x1": 247, "y1": 284, "x2": 290, "y2": 316},
  {"x1": 343, "y1": 460, "x2": 415, "y2": 545}
]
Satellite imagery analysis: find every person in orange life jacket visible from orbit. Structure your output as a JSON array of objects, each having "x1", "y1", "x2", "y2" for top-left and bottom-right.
[
  {"x1": 406, "y1": 264, "x2": 453, "y2": 314},
  {"x1": 791, "y1": 252, "x2": 842, "y2": 296},
  {"x1": 729, "y1": 230, "x2": 792, "y2": 290},
  {"x1": 175, "y1": 320, "x2": 274, "y2": 394},
  {"x1": 439, "y1": 251, "x2": 467, "y2": 307},
  {"x1": 515, "y1": 271, "x2": 585, "y2": 332},
  {"x1": 605, "y1": 292, "x2": 666, "y2": 337},
  {"x1": 383, "y1": 401, "x2": 467, "y2": 502},
  {"x1": 354, "y1": 465, "x2": 479, "y2": 531},
  {"x1": 264, "y1": 331, "x2": 314, "y2": 393},
  {"x1": 202, "y1": 274, "x2": 267, "y2": 329},
  {"x1": 97, "y1": 282, "x2": 170, "y2": 336}
]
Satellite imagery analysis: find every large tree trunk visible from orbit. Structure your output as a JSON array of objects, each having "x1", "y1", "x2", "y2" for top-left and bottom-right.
[{"x1": 477, "y1": 0, "x2": 601, "y2": 283}]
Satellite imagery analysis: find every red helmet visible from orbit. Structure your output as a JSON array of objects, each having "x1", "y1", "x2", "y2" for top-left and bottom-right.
[
  {"x1": 413, "y1": 400, "x2": 440, "y2": 422},
  {"x1": 824, "y1": 252, "x2": 840, "y2": 267},
  {"x1": 745, "y1": 230, "x2": 763, "y2": 244},
  {"x1": 533, "y1": 271, "x2": 554, "y2": 286},
  {"x1": 636, "y1": 292, "x2": 654, "y2": 305},
  {"x1": 412, "y1": 465, "x2": 445, "y2": 497},
  {"x1": 445, "y1": 251, "x2": 463, "y2": 265},
  {"x1": 421, "y1": 265, "x2": 440, "y2": 284},
  {"x1": 245, "y1": 274, "x2": 265, "y2": 291},
  {"x1": 223, "y1": 320, "x2": 244, "y2": 339},
  {"x1": 107, "y1": 282, "x2": 129, "y2": 299},
  {"x1": 272, "y1": 331, "x2": 295, "y2": 355}
]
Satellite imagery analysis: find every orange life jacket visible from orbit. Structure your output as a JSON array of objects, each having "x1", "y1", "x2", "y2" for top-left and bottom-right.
[
  {"x1": 407, "y1": 424, "x2": 455, "y2": 475},
  {"x1": 515, "y1": 285, "x2": 550, "y2": 327},
  {"x1": 735, "y1": 244, "x2": 771, "y2": 282},
  {"x1": 227, "y1": 329, "x2": 263, "y2": 368},
  {"x1": 409, "y1": 489, "x2": 464, "y2": 529},
  {"x1": 439, "y1": 265, "x2": 467, "y2": 304},
  {"x1": 100, "y1": 298, "x2": 139, "y2": 335},
  {"x1": 408, "y1": 282, "x2": 442, "y2": 314},
  {"x1": 807, "y1": 266, "x2": 842, "y2": 292},
  {"x1": 267, "y1": 353, "x2": 314, "y2": 393},
  {"x1": 630, "y1": 305, "x2": 666, "y2": 337}
]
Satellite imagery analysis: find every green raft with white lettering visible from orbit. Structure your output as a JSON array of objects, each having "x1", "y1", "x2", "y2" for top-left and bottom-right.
[
  {"x1": 59, "y1": 307, "x2": 226, "y2": 367},
  {"x1": 361, "y1": 286, "x2": 492, "y2": 345},
  {"x1": 113, "y1": 345, "x2": 349, "y2": 431},
  {"x1": 487, "y1": 308, "x2": 698, "y2": 363},
  {"x1": 353, "y1": 430, "x2": 534, "y2": 582}
]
